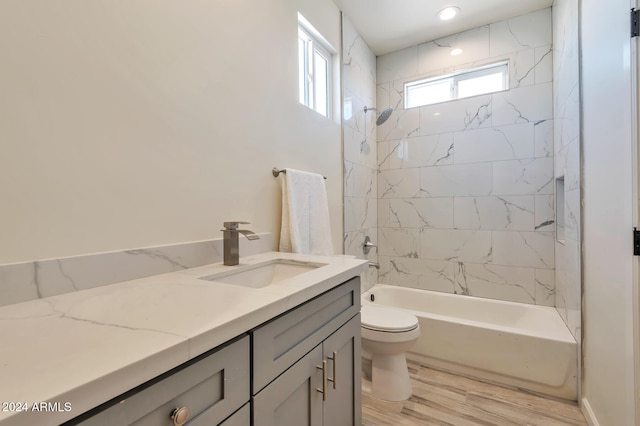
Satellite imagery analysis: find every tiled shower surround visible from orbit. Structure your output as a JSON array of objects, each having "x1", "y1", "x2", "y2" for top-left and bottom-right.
[
  {"x1": 374, "y1": 9, "x2": 555, "y2": 305},
  {"x1": 553, "y1": 0, "x2": 581, "y2": 341},
  {"x1": 342, "y1": 15, "x2": 379, "y2": 291}
]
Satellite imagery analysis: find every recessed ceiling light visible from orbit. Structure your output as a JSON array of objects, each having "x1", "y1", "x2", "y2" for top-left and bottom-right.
[
  {"x1": 450, "y1": 48, "x2": 463, "y2": 56},
  {"x1": 438, "y1": 6, "x2": 460, "y2": 21}
]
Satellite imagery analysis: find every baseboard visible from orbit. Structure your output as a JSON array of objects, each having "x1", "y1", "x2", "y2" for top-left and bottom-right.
[{"x1": 581, "y1": 397, "x2": 600, "y2": 426}]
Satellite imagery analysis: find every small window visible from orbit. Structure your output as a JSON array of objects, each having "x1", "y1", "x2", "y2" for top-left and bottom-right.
[
  {"x1": 405, "y1": 61, "x2": 509, "y2": 109},
  {"x1": 298, "y1": 14, "x2": 333, "y2": 118}
]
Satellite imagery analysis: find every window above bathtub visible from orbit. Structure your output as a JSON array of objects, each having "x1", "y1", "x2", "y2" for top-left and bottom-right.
[{"x1": 404, "y1": 60, "x2": 509, "y2": 109}]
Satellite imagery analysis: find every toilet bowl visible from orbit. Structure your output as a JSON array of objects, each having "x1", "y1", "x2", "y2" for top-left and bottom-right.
[{"x1": 361, "y1": 304, "x2": 420, "y2": 401}]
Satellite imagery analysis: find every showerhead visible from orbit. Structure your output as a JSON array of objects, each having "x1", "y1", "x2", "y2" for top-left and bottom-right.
[
  {"x1": 376, "y1": 107, "x2": 393, "y2": 125},
  {"x1": 363, "y1": 106, "x2": 394, "y2": 126}
]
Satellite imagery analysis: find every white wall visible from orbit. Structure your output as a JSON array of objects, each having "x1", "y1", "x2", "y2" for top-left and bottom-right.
[
  {"x1": 0, "y1": 0, "x2": 343, "y2": 264},
  {"x1": 581, "y1": 0, "x2": 637, "y2": 424}
]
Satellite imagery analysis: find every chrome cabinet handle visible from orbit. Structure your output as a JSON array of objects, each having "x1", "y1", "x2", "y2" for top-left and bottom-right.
[
  {"x1": 171, "y1": 406, "x2": 190, "y2": 426},
  {"x1": 327, "y1": 351, "x2": 337, "y2": 389},
  {"x1": 316, "y1": 360, "x2": 327, "y2": 401}
]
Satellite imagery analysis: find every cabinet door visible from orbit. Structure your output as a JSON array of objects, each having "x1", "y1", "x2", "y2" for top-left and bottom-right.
[
  {"x1": 322, "y1": 314, "x2": 361, "y2": 426},
  {"x1": 253, "y1": 345, "x2": 323, "y2": 426},
  {"x1": 252, "y1": 277, "x2": 360, "y2": 394}
]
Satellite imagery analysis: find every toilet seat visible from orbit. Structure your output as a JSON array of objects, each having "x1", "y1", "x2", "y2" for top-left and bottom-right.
[{"x1": 361, "y1": 304, "x2": 418, "y2": 333}]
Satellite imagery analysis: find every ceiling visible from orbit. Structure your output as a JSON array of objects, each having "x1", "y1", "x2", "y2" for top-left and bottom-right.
[{"x1": 333, "y1": 0, "x2": 553, "y2": 56}]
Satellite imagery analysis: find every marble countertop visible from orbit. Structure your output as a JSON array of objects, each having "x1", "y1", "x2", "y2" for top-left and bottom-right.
[{"x1": 0, "y1": 252, "x2": 367, "y2": 426}]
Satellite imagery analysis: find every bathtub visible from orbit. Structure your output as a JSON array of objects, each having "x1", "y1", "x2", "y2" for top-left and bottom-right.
[{"x1": 362, "y1": 284, "x2": 578, "y2": 400}]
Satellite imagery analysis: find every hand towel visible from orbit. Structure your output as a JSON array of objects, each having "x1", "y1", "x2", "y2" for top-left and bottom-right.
[{"x1": 279, "y1": 168, "x2": 334, "y2": 256}]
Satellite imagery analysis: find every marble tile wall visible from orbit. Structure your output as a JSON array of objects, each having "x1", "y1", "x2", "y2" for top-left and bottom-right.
[
  {"x1": 342, "y1": 15, "x2": 378, "y2": 291},
  {"x1": 375, "y1": 8, "x2": 555, "y2": 305},
  {"x1": 0, "y1": 234, "x2": 272, "y2": 307},
  {"x1": 553, "y1": 0, "x2": 581, "y2": 342}
]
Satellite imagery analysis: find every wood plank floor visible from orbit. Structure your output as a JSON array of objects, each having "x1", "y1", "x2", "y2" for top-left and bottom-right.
[{"x1": 362, "y1": 360, "x2": 587, "y2": 426}]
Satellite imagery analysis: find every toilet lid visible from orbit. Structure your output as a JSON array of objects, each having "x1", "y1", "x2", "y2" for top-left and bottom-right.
[{"x1": 361, "y1": 304, "x2": 418, "y2": 332}]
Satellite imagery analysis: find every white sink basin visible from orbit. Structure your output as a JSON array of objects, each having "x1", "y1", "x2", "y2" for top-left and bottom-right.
[{"x1": 199, "y1": 259, "x2": 327, "y2": 288}]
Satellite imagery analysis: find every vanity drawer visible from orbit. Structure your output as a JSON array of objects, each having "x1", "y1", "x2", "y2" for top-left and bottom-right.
[
  {"x1": 252, "y1": 277, "x2": 360, "y2": 393},
  {"x1": 75, "y1": 335, "x2": 249, "y2": 426}
]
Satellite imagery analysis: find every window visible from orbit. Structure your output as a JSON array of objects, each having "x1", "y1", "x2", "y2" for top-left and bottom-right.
[
  {"x1": 405, "y1": 61, "x2": 509, "y2": 109},
  {"x1": 298, "y1": 14, "x2": 333, "y2": 117}
]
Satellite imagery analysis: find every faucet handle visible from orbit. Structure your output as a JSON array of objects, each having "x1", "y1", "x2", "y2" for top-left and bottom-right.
[{"x1": 223, "y1": 221, "x2": 250, "y2": 230}]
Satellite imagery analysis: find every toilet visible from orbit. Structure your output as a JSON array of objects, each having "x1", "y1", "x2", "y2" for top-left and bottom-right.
[{"x1": 361, "y1": 304, "x2": 420, "y2": 401}]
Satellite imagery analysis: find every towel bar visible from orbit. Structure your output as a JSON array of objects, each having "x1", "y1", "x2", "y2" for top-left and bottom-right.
[{"x1": 272, "y1": 167, "x2": 327, "y2": 179}]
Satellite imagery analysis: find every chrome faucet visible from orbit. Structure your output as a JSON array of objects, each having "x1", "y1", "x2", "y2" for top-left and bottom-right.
[{"x1": 222, "y1": 221, "x2": 260, "y2": 266}]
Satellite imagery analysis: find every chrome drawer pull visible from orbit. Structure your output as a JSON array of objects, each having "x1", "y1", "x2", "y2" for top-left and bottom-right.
[{"x1": 171, "y1": 406, "x2": 190, "y2": 426}]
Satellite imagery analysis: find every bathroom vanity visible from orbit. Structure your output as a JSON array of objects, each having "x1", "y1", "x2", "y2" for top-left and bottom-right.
[{"x1": 0, "y1": 252, "x2": 366, "y2": 426}]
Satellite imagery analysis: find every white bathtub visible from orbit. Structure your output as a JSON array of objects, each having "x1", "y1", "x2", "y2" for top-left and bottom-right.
[{"x1": 362, "y1": 284, "x2": 578, "y2": 400}]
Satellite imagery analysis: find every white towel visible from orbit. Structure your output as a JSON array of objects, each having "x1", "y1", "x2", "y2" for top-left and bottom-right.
[{"x1": 279, "y1": 168, "x2": 334, "y2": 256}]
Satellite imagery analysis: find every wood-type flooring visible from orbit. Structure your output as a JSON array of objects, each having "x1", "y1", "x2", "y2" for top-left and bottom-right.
[{"x1": 362, "y1": 360, "x2": 587, "y2": 426}]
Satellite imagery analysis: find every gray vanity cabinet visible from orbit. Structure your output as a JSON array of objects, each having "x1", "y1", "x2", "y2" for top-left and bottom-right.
[
  {"x1": 321, "y1": 314, "x2": 361, "y2": 426},
  {"x1": 71, "y1": 335, "x2": 250, "y2": 426},
  {"x1": 66, "y1": 276, "x2": 362, "y2": 426},
  {"x1": 253, "y1": 344, "x2": 324, "y2": 426},
  {"x1": 252, "y1": 278, "x2": 362, "y2": 426}
]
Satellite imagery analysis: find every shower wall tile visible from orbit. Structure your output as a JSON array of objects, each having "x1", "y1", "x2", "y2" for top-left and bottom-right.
[
  {"x1": 418, "y1": 95, "x2": 492, "y2": 136},
  {"x1": 534, "y1": 194, "x2": 555, "y2": 232},
  {"x1": 377, "y1": 45, "x2": 418, "y2": 84},
  {"x1": 374, "y1": 8, "x2": 555, "y2": 306},
  {"x1": 492, "y1": 82, "x2": 553, "y2": 127},
  {"x1": 378, "y1": 134, "x2": 454, "y2": 170},
  {"x1": 418, "y1": 26, "x2": 490, "y2": 75},
  {"x1": 510, "y1": 49, "x2": 536, "y2": 88},
  {"x1": 535, "y1": 45, "x2": 553, "y2": 84},
  {"x1": 535, "y1": 268, "x2": 556, "y2": 307},
  {"x1": 453, "y1": 196, "x2": 534, "y2": 231},
  {"x1": 378, "y1": 198, "x2": 391, "y2": 228},
  {"x1": 420, "y1": 229, "x2": 492, "y2": 263},
  {"x1": 389, "y1": 198, "x2": 454, "y2": 229},
  {"x1": 492, "y1": 231, "x2": 555, "y2": 269},
  {"x1": 377, "y1": 107, "x2": 420, "y2": 141},
  {"x1": 454, "y1": 263, "x2": 536, "y2": 304},
  {"x1": 489, "y1": 8, "x2": 552, "y2": 57},
  {"x1": 453, "y1": 123, "x2": 534, "y2": 164},
  {"x1": 344, "y1": 197, "x2": 377, "y2": 232},
  {"x1": 345, "y1": 161, "x2": 377, "y2": 198},
  {"x1": 378, "y1": 227, "x2": 420, "y2": 258},
  {"x1": 344, "y1": 227, "x2": 379, "y2": 292},
  {"x1": 376, "y1": 82, "x2": 392, "y2": 111},
  {"x1": 492, "y1": 158, "x2": 554, "y2": 195},
  {"x1": 387, "y1": 79, "x2": 407, "y2": 112},
  {"x1": 342, "y1": 16, "x2": 378, "y2": 288},
  {"x1": 378, "y1": 168, "x2": 421, "y2": 199},
  {"x1": 343, "y1": 26, "x2": 376, "y2": 100},
  {"x1": 555, "y1": 81, "x2": 580, "y2": 153},
  {"x1": 534, "y1": 119, "x2": 554, "y2": 158},
  {"x1": 379, "y1": 256, "x2": 456, "y2": 293},
  {"x1": 343, "y1": 124, "x2": 377, "y2": 170},
  {"x1": 420, "y1": 163, "x2": 493, "y2": 197},
  {"x1": 565, "y1": 188, "x2": 580, "y2": 241}
]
